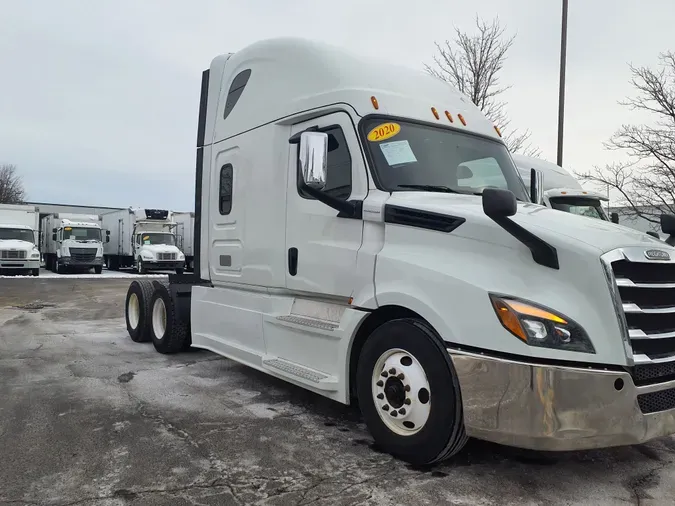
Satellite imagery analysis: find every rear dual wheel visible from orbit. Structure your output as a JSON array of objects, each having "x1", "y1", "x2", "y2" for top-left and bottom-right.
[
  {"x1": 124, "y1": 279, "x2": 190, "y2": 352},
  {"x1": 356, "y1": 318, "x2": 468, "y2": 466}
]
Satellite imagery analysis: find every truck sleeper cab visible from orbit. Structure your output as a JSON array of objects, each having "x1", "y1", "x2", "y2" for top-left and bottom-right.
[
  {"x1": 123, "y1": 38, "x2": 675, "y2": 466},
  {"x1": 512, "y1": 153, "x2": 610, "y2": 221}
]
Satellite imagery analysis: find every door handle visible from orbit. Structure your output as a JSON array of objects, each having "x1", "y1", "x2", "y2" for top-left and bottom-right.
[{"x1": 288, "y1": 247, "x2": 298, "y2": 276}]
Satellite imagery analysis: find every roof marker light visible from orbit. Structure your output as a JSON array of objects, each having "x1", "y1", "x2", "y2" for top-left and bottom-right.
[
  {"x1": 371, "y1": 96, "x2": 379, "y2": 110},
  {"x1": 445, "y1": 110, "x2": 454, "y2": 122},
  {"x1": 458, "y1": 113, "x2": 466, "y2": 126},
  {"x1": 494, "y1": 125, "x2": 502, "y2": 137},
  {"x1": 431, "y1": 107, "x2": 440, "y2": 120}
]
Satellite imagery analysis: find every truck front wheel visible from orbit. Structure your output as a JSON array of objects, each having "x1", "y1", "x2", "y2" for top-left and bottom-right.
[
  {"x1": 356, "y1": 318, "x2": 468, "y2": 466},
  {"x1": 94, "y1": 265, "x2": 103, "y2": 274},
  {"x1": 31, "y1": 268, "x2": 39, "y2": 277}
]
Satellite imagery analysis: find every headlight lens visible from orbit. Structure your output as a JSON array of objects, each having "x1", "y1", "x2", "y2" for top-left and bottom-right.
[
  {"x1": 142, "y1": 252, "x2": 153, "y2": 259},
  {"x1": 30, "y1": 250, "x2": 40, "y2": 259},
  {"x1": 490, "y1": 294, "x2": 595, "y2": 354},
  {"x1": 178, "y1": 253, "x2": 185, "y2": 259}
]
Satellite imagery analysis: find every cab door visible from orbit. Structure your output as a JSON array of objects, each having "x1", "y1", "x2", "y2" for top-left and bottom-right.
[{"x1": 285, "y1": 111, "x2": 368, "y2": 298}]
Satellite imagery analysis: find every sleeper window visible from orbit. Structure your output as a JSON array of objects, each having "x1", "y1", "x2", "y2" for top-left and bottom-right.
[
  {"x1": 219, "y1": 164, "x2": 233, "y2": 215},
  {"x1": 298, "y1": 126, "x2": 352, "y2": 201}
]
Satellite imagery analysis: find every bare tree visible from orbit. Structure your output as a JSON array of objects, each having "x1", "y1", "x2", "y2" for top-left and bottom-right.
[
  {"x1": 0, "y1": 164, "x2": 26, "y2": 204},
  {"x1": 576, "y1": 51, "x2": 675, "y2": 224},
  {"x1": 425, "y1": 16, "x2": 540, "y2": 156}
]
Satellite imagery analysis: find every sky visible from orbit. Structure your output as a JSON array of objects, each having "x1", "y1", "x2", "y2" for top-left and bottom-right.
[{"x1": 1, "y1": 0, "x2": 674, "y2": 211}]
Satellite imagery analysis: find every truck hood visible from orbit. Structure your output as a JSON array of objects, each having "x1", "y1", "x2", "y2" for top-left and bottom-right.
[
  {"x1": 0, "y1": 239, "x2": 36, "y2": 250},
  {"x1": 386, "y1": 193, "x2": 668, "y2": 254}
]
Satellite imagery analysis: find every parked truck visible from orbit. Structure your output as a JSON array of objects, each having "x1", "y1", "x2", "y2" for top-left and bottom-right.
[
  {"x1": 174, "y1": 211, "x2": 195, "y2": 271},
  {"x1": 41, "y1": 213, "x2": 105, "y2": 274},
  {"x1": 0, "y1": 203, "x2": 40, "y2": 276},
  {"x1": 102, "y1": 208, "x2": 185, "y2": 274},
  {"x1": 123, "y1": 38, "x2": 675, "y2": 465},
  {"x1": 512, "y1": 153, "x2": 610, "y2": 221}
]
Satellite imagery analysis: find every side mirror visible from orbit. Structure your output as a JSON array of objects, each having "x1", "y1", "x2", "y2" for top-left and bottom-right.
[
  {"x1": 457, "y1": 164, "x2": 473, "y2": 180},
  {"x1": 611, "y1": 212, "x2": 619, "y2": 224},
  {"x1": 660, "y1": 214, "x2": 675, "y2": 235},
  {"x1": 52, "y1": 233, "x2": 56, "y2": 241},
  {"x1": 298, "y1": 131, "x2": 328, "y2": 190},
  {"x1": 106, "y1": 230, "x2": 110, "y2": 236},
  {"x1": 483, "y1": 188, "x2": 517, "y2": 218},
  {"x1": 52, "y1": 227, "x2": 57, "y2": 233},
  {"x1": 530, "y1": 168, "x2": 544, "y2": 205},
  {"x1": 106, "y1": 236, "x2": 110, "y2": 243}
]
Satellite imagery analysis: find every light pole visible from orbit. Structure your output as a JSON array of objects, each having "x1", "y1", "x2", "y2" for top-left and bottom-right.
[{"x1": 556, "y1": 0, "x2": 569, "y2": 167}]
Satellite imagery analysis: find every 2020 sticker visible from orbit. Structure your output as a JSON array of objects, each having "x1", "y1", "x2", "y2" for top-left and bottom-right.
[{"x1": 367, "y1": 122, "x2": 401, "y2": 142}]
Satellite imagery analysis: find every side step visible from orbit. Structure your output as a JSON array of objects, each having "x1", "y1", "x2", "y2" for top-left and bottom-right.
[
  {"x1": 262, "y1": 356, "x2": 338, "y2": 391},
  {"x1": 275, "y1": 315, "x2": 338, "y2": 331}
]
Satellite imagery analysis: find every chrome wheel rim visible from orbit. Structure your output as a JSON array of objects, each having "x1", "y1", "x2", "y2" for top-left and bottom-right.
[
  {"x1": 128, "y1": 293, "x2": 140, "y2": 329},
  {"x1": 372, "y1": 348, "x2": 431, "y2": 436},
  {"x1": 152, "y1": 297, "x2": 167, "y2": 340}
]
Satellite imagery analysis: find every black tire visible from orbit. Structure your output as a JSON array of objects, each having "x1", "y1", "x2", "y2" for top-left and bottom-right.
[
  {"x1": 125, "y1": 279, "x2": 155, "y2": 343},
  {"x1": 356, "y1": 318, "x2": 468, "y2": 466},
  {"x1": 31, "y1": 268, "x2": 39, "y2": 277},
  {"x1": 175, "y1": 268, "x2": 184, "y2": 275},
  {"x1": 137, "y1": 258, "x2": 146, "y2": 275},
  {"x1": 94, "y1": 265, "x2": 103, "y2": 274},
  {"x1": 149, "y1": 282, "x2": 190, "y2": 354},
  {"x1": 55, "y1": 258, "x2": 65, "y2": 274}
]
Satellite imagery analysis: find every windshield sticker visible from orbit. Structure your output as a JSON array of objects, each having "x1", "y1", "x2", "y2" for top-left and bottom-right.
[
  {"x1": 64, "y1": 227, "x2": 72, "y2": 231},
  {"x1": 367, "y1": 122, "x2": 401, "y2": 142},
  {"x1": 142, "y1": 235, "x2": 150, "y2": 241},
  {"x1": 379, "y1": 140, "x2": 418, "y2": 166}
]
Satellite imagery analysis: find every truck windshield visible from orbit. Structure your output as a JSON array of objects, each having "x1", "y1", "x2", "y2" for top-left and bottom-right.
[
  {"x1": 0, "y1": 228, "x2": 34, "y2": 243},
  {"x1": 549, "y1": 197, "x2": 608, "y2": 221},
  {"x1": 63, "y1": 227, "x2": 102, "y2": 241},
  {"x1": 361, "y1": 118, "x2": 529, "y2": 201},
  {"x1": 140, "y1": 233, "x2": 175, "y2": 246}
]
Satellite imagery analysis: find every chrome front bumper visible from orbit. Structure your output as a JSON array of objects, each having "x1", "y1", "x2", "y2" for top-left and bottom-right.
[{"x1": 449, "y1": 349, "x2": 675, "y2": 451}]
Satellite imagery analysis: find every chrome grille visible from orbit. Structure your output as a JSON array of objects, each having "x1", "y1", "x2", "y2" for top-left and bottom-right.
[
  {"x1": 605, "y1": 247, "x2": 675, "y2": 386},
  {"x1": 157, "y1": 252, "x2": 176, "y2": 261},
  {"x1": 69, "y1": 248, "x2": 97, "y2": 263},
  {"x1": 0, "y1": 250, "x2": 26, "y2": 259}
]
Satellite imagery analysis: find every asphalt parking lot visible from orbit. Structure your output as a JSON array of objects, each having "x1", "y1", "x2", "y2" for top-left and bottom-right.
[{"x1": 1, "y1": 278, "x2": 675, "y2": 505}]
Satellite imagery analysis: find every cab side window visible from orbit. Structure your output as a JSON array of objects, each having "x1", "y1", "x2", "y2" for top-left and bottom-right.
[{"x1": 298, "y1": 126, "x2": 352, "y2": 201}]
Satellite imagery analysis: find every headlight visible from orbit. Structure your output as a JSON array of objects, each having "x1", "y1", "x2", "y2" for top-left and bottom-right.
[
  {"x1": 178, "y1": 252, "x2": 185, "y2": 259},
  {"x1": 30, "y1": 250, "x2": 40, "y2": 259},
  {"x1": 142, "y1": 252, "x2": 154, "y2": 259},
  {"x1": 489, "y1": 294, "x2": 595, "y2": 354}
]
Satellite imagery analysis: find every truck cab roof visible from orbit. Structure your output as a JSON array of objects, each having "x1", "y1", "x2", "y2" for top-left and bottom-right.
[{"x1": 206, "y1": 37, "x2": 503, "y2": 146}]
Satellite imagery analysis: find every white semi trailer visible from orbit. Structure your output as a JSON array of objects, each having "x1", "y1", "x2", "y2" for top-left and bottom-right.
[
  {"x1": 41, "y1": 213, "x2": 105, "y2": 274},
  {"x1": 174, "y1": 211, "x2": 195, "y2": 271},
  {"x1": 123, "y1": 38, "x2": 675, "y2": 465},
  {"x1": 0, "y1": 203, "x2": 40, "y2": 276},
  {"x1": 102, "y1": 208, "x2": 185, "y2": 274}
]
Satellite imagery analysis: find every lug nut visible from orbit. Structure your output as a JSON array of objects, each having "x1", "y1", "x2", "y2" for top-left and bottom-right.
[
  {"x1": 376, "y1": 380, "x2": 384, "y2": 387},
  {"x1": 390, "y1": 410, "x2": 398, "y2": 417},
  {"x1": 382, "y1": 404, "x2": 389, "y2": 411},
  {"x1": 398, "y1": 408, "x2": 406, "y2": 415},
  {"x1": 404, "y1": 398, "x2": 411, "y2": 405},
  {"x1": 381, "y1": 371, "x2": 388, "y2": 377},
  {"x1": 388, "y1": 368, "x2": 396, "y2": 375},
  {"x1": 397, "y1": 373, "x2": 405, "y2": 380},
  {"x1": 404, "y1": 385, "x2": 411, "y2": 392},
  {"x1": 377, "y1": 393, "x2": 384, "y2": 400}
]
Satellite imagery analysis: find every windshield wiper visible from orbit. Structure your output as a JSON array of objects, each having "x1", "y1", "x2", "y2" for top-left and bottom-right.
[{"x1": 396, "y1": 184, "x2": 475, "y2": 195}]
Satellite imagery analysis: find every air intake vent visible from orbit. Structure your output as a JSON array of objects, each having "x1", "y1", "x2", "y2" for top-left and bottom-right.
[{"x1": 384, "y1": 205, "x2": 465, "y2": 233}]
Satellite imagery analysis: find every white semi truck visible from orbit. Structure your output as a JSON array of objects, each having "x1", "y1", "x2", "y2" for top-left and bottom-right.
[
  {"x1": 102, "y1": 208, "x2": 186, "y2": 274},
  {"x1": 512, "y1": 153, "x2": 610, "y2": 221},
  {"x1": 41, "y1": 213, "x2": 105, "y2": 274},
  {"x1": 174, "y1": 211, "x2": 195, "y2": 271},
  {"x1": 123, "y1": 38, "x2": 675, "y2": 465},
  {"x1": 0, "y1": 203, "x2": 40, "y2": 276}
]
